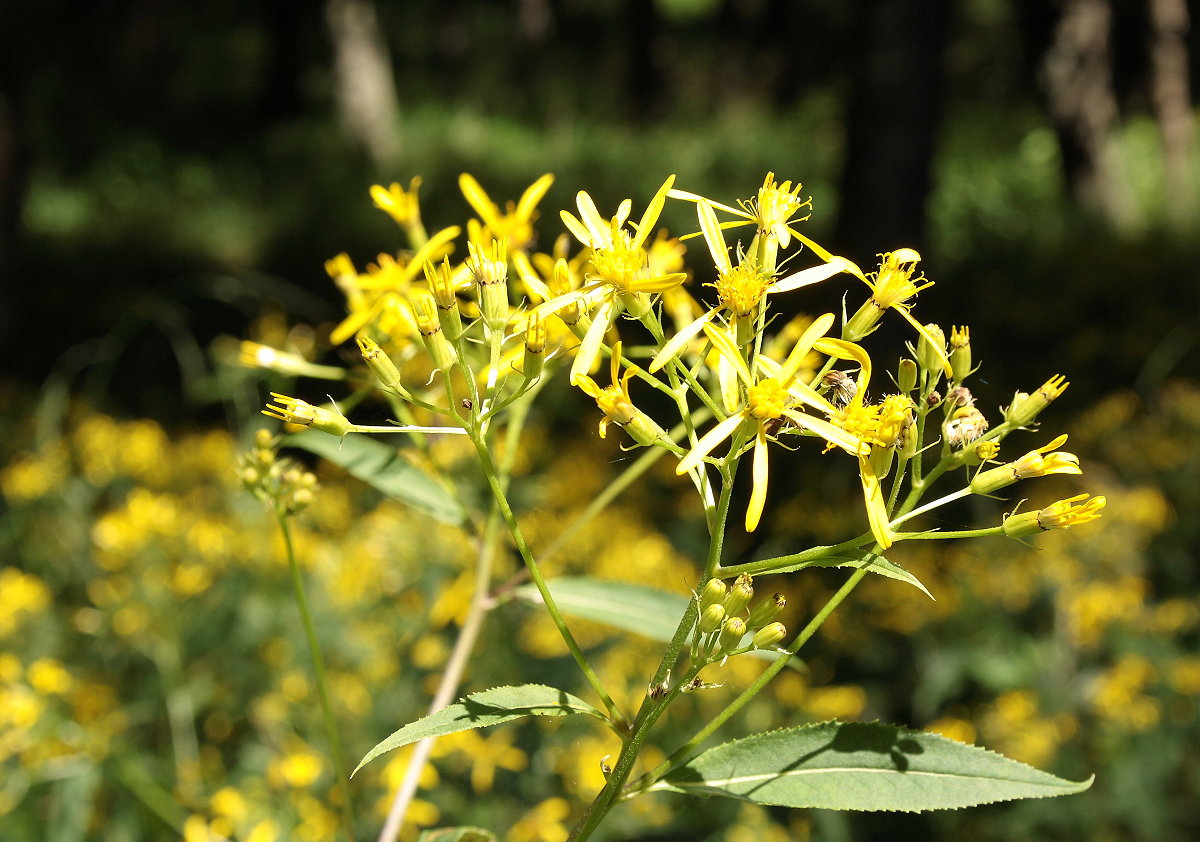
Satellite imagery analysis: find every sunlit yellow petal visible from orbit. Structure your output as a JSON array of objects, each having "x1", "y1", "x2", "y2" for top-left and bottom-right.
[
  {"x1": 576, "y1": 192, "x2": 612, "y2": 248},
  {"x1": 782, "y1": 410, "x2": 870, "y2": 456},
  {"x1": 570, "y1": 298, "x2": 616, "y2": 385},
  {"x1": 560, "y1": 210, "x2": 594, "y2": 247},
  {"x1": 512, "y1": 251, "x2": 551, "y2": 302},
  {"x1": 697, "y1": 200, "x2": 732, "y2": 274},
  {"x1": 897, "y1": 308, "x2": 953, "y2": 378},
  {"x1": 458, "y1": 173, "x2": 504, "y2": 232},
  {"x1": 515, "y1": 174, "x2": 555, "y2": 221},
  {"x1": 859, "y1": 455, "x2": 893, "y2": 549},
  {"x1": 767, "y1": 258, "x2": 856, "y2": 294},
  {"x1": 702, "y1": 322, "x2": 754, "y2": 386},
  {"x1": 779, "y1": 312, "x2": 836, "y2": 383},
  {"x1": 747, "y1": 430, "x2": 770, "y2": 531},
  {"x1": 650, "y1": 310, "x2": 717, "y2": 372},
  {"x1": 632, "y1": 175, "x2": 676, "y2": 251},
  {"x1": 676, "y1": 413, "x2": 747, "y2": 475},
  {"x1": 812, "y1": 336, "x2": 873, "y2": 400}
]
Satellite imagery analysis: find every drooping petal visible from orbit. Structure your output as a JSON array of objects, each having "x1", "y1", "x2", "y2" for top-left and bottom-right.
[
  {"x1": 570, "y1": 297, "x2": 617, "y2": 386},
  {"x1": 560, "y1": 210, "x2": 594, "y2": 247},
  {"x1": 858, "y1": 454, "x2": 894, "y2": 549},
  {"x1": 576, "y1": 192, "x2": 612, "y2": 248},
  {"x1": 511, "y1": 251, "x2": 552, "y2": 302},
  {"x1": 812, "y1": 336, "x2": 873, "y2": 401},
  {"x1": 676, "y1": 413, "x2": 747, "y2": 475},
  {"x1": 894, "y1": 307, "x2": 953, "y2": 378},
  {"x1": 782, "y1": 409, "x2": 871, "y2": 456},
  {"x1": 746, "y1": 429, "x2": 770, "y2": 532},
  {"x1": 666, "y1": 188, "x2": 748, "y2": 220},
  {"x1": 650, "y1": 309, "x2": 717, "y2": 372}
]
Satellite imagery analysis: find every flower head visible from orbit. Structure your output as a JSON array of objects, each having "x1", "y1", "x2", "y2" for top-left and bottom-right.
[
  {"x1": 1003, "y1": 494, "x2": 1106, "y2": 537},
  {"x1": 574, "y1": 343, "x2": 666, "y2": 446},
  {"x1": 971, "y1": 433, "x2": 1082, "y2": 494},
  {"x1": 262, "y1": 394, "x2": 351, "y2": 438},
  {"x1": 459, "y1": 173, "x2": 554, "y2": 252}
]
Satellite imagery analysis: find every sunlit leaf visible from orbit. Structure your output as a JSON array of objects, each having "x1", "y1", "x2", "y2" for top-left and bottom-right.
[
  {"x1": 354, "y1": 685, "x2": 605, "y2": 775},
  {"x1": 652, "y1": 721, "x2": 1093, "y2": 811}
]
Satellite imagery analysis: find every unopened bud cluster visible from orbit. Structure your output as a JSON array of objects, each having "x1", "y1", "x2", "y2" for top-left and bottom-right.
[
  {"x1": 692, "y1": 574, "x2": 788, "y2": 664},
  {"x1": 239, "y1": 429, "x2": 319, "y2": 514}
]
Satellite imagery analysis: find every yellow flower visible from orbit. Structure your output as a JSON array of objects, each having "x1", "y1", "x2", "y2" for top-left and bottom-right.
[
  {"x1": 1003, "y1": 494, "x2": 1107, "y2": 537},
  {"x1": 669, "y1": 172, "x2": 820, "y2": 252},
  {"x1": 508, "y1": 797, "x2": 571, "y2": 842},
  {"x1": 843, "y1": 249, "x2": 952, "y2": 376},
  {"x1": 649, "y1": 199, "x2": 854, "y2": 372},
  {"x1": 262, "y1": 394, "x2": 351, "y2": 437},
  {"x1": 971, "y1": 433, "x2": 1082, "y2": 494},
  {"x1": 575, "y1": 342, "x2": 668, "y2": 446},
  {"x1": 460, "y1": 172, "x2": 554, "y2": 252},
  {"x1": 371, "y1": 177, "x2": 424, "y2": 230},
  {"x1": 676, "y1": 314, "x2": 869, "y2": 533},
  {"x1": 539, "y1": 176, "x2": 688, "y2": 384}
]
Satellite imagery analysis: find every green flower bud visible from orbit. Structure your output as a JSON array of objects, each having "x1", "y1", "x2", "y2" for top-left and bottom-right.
[
  {"x1": 424, "y1": 257, "x2": 463, "y2": 340},
  {"x1": 897, "y1": 358, "x2": 918, "y2": 393},
  {"x1": 718, "y1": 616, "x2": 747, "y2": 654},
  {"x1": 722, "y1": 574, "x2": 754, "y2": 616},
  {"x1": 949, "y1": 325, "x2": 972, "y2": 383},
  {"x1": 916, "y1": 323, "x2": 946, "y2": 377},
  {"x1": 469, "y1": 240, "x2": 510, "y2": 333},
  {"x1": 698, "y1": 604, "x2": 726, "y2": 634},
  {"x1": 746, "y1": 593, "x2": 786, "y2": 630},
  {"x1": 357, "y1": 335, "x2": 404, "y2": 393},
  {"x1": 751, "y1": 621, "x2": 787, "y2": 650},
  {"x1": 699, "y1": 578, "x2": 728, "y2": 611},
  {"x1": 1003, "y1": 375, "x2": 1069, "y2": 428}
]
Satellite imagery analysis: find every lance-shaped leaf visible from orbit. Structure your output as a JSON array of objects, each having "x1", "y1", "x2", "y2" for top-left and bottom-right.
[
  {"x1": 761, "y1": 551, "x2": 933, "y2": 600},
  {"x1": 287, "y1": 430, "x2": 466, "y2": 525},
  {"x1": 355, "y1": 685, "x2": 605, "y2": 775},
  {"x1": 417, "y1": 827, "x2": 498, "y2": 842},
  {"x1": 651, "y1": 721, "x2": 1093, "y2": 811}
]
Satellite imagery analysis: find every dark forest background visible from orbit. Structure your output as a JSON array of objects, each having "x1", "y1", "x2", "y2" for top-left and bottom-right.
[{"x1": 1, "y1": 0, "x2": 1197, "y2": 415}]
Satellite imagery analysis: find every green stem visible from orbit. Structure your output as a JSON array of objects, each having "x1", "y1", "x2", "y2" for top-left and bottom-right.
[
  {"x1": 469, "y1": 435, "x2": 625, "y2": 726},
  {"x1": 277, "y1": 510, "x2": 355, "y2": 842},
  {"x1": 718, "y1": 531, "x2": 876, "y2": 577}
]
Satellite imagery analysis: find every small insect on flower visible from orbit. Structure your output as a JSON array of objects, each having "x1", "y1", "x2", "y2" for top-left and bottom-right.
[
  {"x1": 822, "y1": 370, "x2": 858, "y2": 410},
  {"x1": 944, "y1": 405, "x2": 988, "y2": 448}
]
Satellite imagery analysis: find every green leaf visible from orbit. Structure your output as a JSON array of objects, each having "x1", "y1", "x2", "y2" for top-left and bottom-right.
[
  {"x1": 769, "y1": 552, "x2": 933, "y2": 599},
  {"x1": 513, "y1": 577, "x2": 690, "y2": 643},
  {"x1": 417, "y1": 827, "x2": 498, "y2": 842},
  {"x1": 355, "y1": 684, "x2": 605, "y2": 776},
  {"x1": 652, "y1": 721, "x2": 1093, "y2": 811},
  {"x1": 513, "y1": 578, "x2": 804, "y2": 669},
  {"x1": 286, "y1": 430, "x2": 465, "y2": 525}
]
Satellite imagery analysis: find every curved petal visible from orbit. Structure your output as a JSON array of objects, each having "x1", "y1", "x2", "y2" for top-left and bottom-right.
[
  {"x1": 859, "y1": 455, "x2": 894, "y2": 549},
  {"x1": 516, "y1": 173, "x2": 555, "y2": 221},
  {"x1": 703, "y1": 321, "x2": 754, "y2": 387},
  {"x1": 676, "y1": 413, "x2": 747, "y2": 475},
  {"x1": 458, "y1": 174, "x2": 504, "y2": 231},
  {"x1": 783, "y1": 410, "x2": 870, "y2": 456},
  {"x1": 560, "y1": 210, "x2": 594, "y2": 247},
  {"x1": 576, "y1": 192, "x2": 612, "y2": 248},
  {"x1": 895, "y1": 308, "x2": 953, "y2": 378},
  {"x1": 512, "y1": 251, "x2": 551, "y2": 302},
  {"x1": 812, "y1": 336, "x2": 873, "y2": 401}
]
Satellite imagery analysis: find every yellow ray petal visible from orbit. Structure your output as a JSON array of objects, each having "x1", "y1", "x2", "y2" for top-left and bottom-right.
[
  {"x1": 650, "y1": 309, "x2": 717, "y2": 372},
  {"x1": 697, "y1": 200, "x2": 732, "y2": 274},
  {"x1": 746, "y1": 429, "x2": 770, "y2": 532},
  {"x1": 676, "y1": 413, "x2": 747, "y2": 475}
]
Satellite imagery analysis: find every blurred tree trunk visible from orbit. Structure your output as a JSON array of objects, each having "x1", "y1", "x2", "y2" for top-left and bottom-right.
[
  {"x1": 0, "y1": 88, "x2": 29, "y2": 346},
  {"x1": 1147, "y1": 0, "x2": 1195, "y2": 226},
  {"x1": 1041, "y1": 0, "x2": 1133, "y2": 228},
  {"x1": 833, "y1": 0, "x2": 951, "y2": 263},
  {"x1": 325, "y1": 0, "x2": 400, "y2": 168}
]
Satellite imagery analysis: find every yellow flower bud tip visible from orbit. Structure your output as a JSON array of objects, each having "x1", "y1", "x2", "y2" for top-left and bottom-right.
[
  {"x1": 524, "y1": 313, "x2": 548, "y2": 355},
  {"x1": 722, "y1": 574, "x2": 754, "y2": 616},
  {"x1": 424, "y1": 257, "x2": 460, "y2": 310},
  {"x1": 1004, "y1": 375, "x2": 1069, "y2": 428},
  {"x1": 746, "y1": 593, "x2": 786, "y2": 629},
  {"x1": 917, "y1": 323, "x2": 947, "y2": 373},
  {"x1": 412, "y1": 294, "x2": 441, "y2": 336},
  {"x1": 262, "y1": 394, "x2": 351, "y2": 437},
  {"x1": 467, "y1": 239, "x2": 509, "y2": 286},
  {"x1": 897, "y1": 358, "x2": 918, "y2": 392},
  {"x1": 1003, "y1": 494, "x2": 1106, "y2": 536},
  {"x1": 254, "y1": 429, "x2": 274, "y2": 449}
]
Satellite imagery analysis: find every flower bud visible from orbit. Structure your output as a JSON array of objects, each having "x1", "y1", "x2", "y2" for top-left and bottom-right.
[
  {"x1": 916, "y1": 324, "x2": 946, "y2": 379},
  {"x1": 718, "y1": 616, "x2": 747, "y2": 654},
  {"x1": 469, "y1": 240, "x2": 510, "y2": 333},
  {"x1": 949, "y1": 325, "x2": 972, "y2": 383},
  {"x1": 550, "y1": 259, "x2": 581, "y2": 325},
  {"x1": 1002, "y1": 494, "x2": 1105, "y2": 537},
  {"x1": 698, "y1": 603, "x2": 726, "y2": 634},
  {"x1": 1003, "y1": 375, "x2": 1069, "y2": 428},
  {"x1": 897, "y1": 358, "x2": 918, "y2": 393},
  {"x1": 752, "y1": 621, "x2": 787, "y2": 650},
  {"x1": 699, "y1": 578, "x2": 728, "y2": 611},
  {"x1": 722, "y1": 574, "x2": 754, "y2": 616},
  {"x1": 746, "y1": 593, "x2": 786, "y2": 630},
  {"x1": 522, "y1": 312, "x2": 548, "y2": 380},
  {"x1": 424, "y1": 257, "x2": 463, "y2": 340},
  {"x1": 357, "y1": 335, "x2": 404, "y2": 393},
  {"x1": 413, "y1": 294, "x2": 459, "y2": 372},
  {"x1": 262, "y1": 393, "x2": 351, "y2": 437}
]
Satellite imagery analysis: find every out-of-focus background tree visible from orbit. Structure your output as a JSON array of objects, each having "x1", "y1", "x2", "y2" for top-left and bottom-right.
[{"x1": 2, "y1": 1, "x2": 1199, "y2": 840}]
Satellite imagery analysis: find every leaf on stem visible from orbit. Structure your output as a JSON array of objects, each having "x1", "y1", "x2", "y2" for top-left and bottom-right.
[
  {"x1": 286, "y1": 430, "x2": 466, "y2": 525},
  {"x1": 354, "y1": 685, "x2": 605, "y2": 775},
  {"x1": 650, "y1": 721, "x2": 1093, "y2": 811},
  {"x1": 766, "y1": 552, "x2": 934, "y2": 600},
  {"x1": 417, "y1": 827, "x2": 498, "y2": 842}
]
